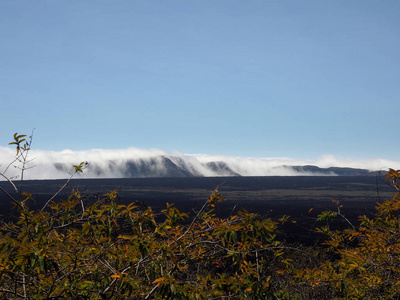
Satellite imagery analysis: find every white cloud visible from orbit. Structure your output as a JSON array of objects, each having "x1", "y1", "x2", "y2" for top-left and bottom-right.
[
  {"x1": 313, "y1": 154, "x2": 399, "y2": 171},
  {"x1": 1, "y1": 146, "x2": 399, "y2": 180}
]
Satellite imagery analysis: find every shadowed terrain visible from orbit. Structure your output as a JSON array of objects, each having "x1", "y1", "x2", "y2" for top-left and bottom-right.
[{"x1": 0, "y1": 175, "x2": 394, "y2": 244}]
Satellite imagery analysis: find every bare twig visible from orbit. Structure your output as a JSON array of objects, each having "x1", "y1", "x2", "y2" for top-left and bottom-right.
[
  {"x1": 41, "y1": 166, "x2": 85, "y2": 212},
  {"x1": 0, "y1": 187, "x2": 23, "y2": 209},
  {"x1": 100, "y1": 278, "x2": 118, "y2": 297},
  {"x1": 0, "y1": 288, "x2": 25, "y2": 298},
  {"x1": 0, "y1": 172, "x2": 18, "y2": 194},
  {"x1": 337, "y1": 205, "x2": 356, "y2": 230},
  {"x1": 144, "y1": 283, "x2": 159, "y2": 300},
  {"x1": 167, "y1": 199, "x2": 209, "y2": 247}
]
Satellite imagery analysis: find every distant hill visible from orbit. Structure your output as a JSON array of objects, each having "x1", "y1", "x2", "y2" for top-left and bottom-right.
[
  {"x1": 53, "y1": 156, "x2": 380, "y2": 178},
  {"x1": 287, "y1": 165, "x2": 379, "y2": 176}
]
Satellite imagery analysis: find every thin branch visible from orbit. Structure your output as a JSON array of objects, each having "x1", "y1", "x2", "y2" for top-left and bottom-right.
[
  {"x1": 0, "y1": 186, "x2": 23, "y2": 209},
  {"x1": 22, "y1": 273, "x2": 27, "y2": 299},
  {"x1": 41, "y1": 173, "x2": 76, "y2": 211},
  {"x1": 17, "y1": 130, "x2": 35, "y2": 199},
  {"x1": 2, "y1": 151, "x2": 24, "y2": 175},
  {"x1": 0, "y1": 172, "x2": 18, "y2": 194},
  {"x1": 0, "y1": 288, "x2": 25, "y2": 298},
  {"x1": 144, "y1": 283, "x2": 159, "y2": 300},
  {"x1": 167, "y1": 199, "x2": 209, "y2": 247},
  {"x1": 337, "y1": 205, "x2": 356, "y2": 230},
  {"x1": 41, "y1": 162, "x2": 88, "y2": 211},
  {"x1": 100, "y1": 277, "x2": 118, "y2": 298}
]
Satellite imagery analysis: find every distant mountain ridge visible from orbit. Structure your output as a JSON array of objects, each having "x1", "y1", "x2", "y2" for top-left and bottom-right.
[
  {"x1": 286, "y1": 165, "x2": 378, "y2": 176},
  {"x1": 53, "y1": 155, "x2": 378, "y2": 178}
]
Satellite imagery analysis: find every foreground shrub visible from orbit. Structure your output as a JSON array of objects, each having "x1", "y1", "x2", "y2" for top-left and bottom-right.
[
  {"x1": 0, "y1": 187, "x2": 297, "y2": 299},
  {"x1": 295, "y1": 169, "x2": 400, "y2": 299}
]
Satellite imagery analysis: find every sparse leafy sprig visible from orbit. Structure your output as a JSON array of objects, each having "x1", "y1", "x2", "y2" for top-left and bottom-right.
[{"x1": 8, "y1": 133, "x2": 28, "y2": 155}]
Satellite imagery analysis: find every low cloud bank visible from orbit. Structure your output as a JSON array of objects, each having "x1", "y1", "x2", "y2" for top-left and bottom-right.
[{"x1": 1, "y1": 146, "x2": 399, "y2": 180}]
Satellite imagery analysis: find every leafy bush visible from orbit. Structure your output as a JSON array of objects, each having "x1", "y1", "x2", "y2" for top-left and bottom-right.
[
  {"x1": 296, "y1": 169, "x2": 400, "y2": 299},
  {"x1": 0, "y1": 186, "x2": 296, "y2": 298}
]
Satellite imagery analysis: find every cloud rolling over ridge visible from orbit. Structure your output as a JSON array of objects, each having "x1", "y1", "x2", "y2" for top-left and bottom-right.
[{"x1": 0, "y1": 147, "x2": 399, "y2": 180}]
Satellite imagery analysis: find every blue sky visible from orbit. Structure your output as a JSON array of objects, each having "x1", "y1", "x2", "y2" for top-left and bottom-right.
[{"x1": 1, "y1": 1, "x2": 400, "y2": 161}]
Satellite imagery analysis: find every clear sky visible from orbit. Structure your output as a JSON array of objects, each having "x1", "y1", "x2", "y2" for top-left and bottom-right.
[{"x1": 1, "y1": 1, "x2": 400, "y2": 161}]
